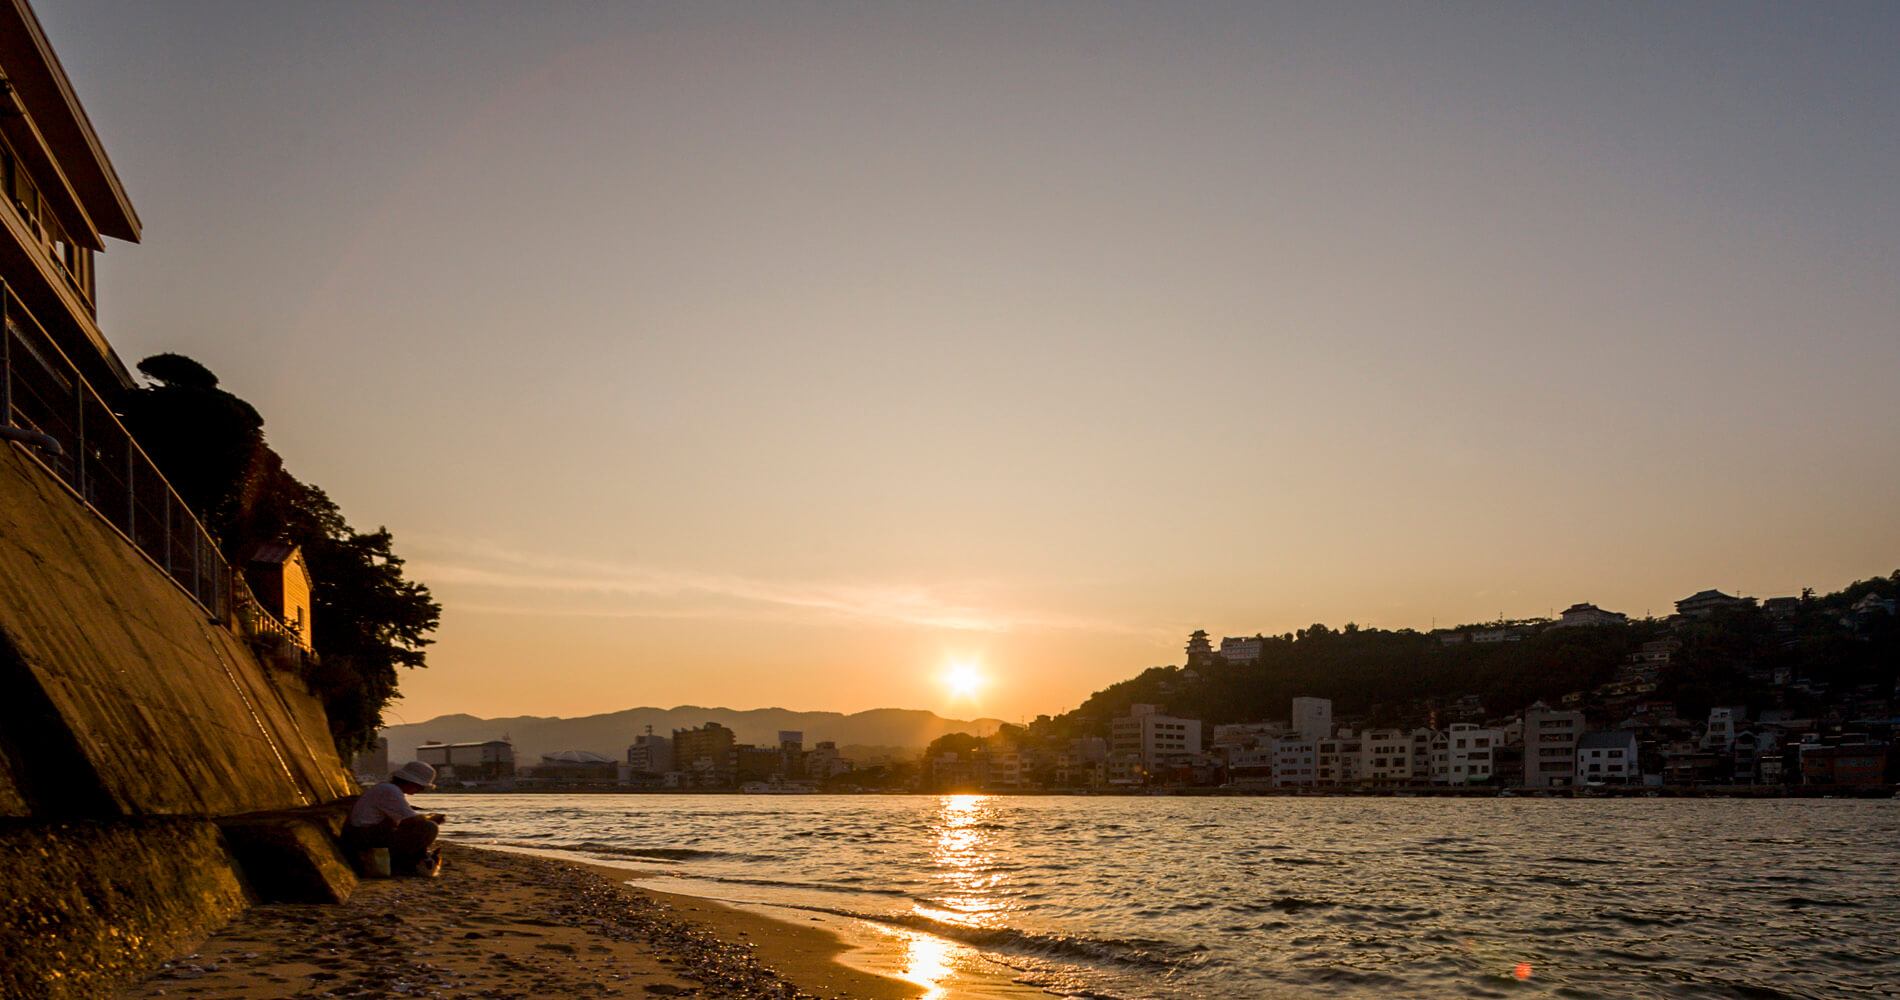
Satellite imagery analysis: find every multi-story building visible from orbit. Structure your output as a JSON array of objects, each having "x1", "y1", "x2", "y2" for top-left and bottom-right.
[
  {"x1": 671, "y1": 721, "x2": 737, "y2": 787},
  {"x1": 1271, "y1": 738, "x2": 1316, "y2": 788},
  {"x1": 1575, "y1": 731, "x2": 1640, "y2": 785},
  {"x1": 1701, "y1": 708, "x2": 1740, "y2": 750},
  {"x1": 1675, "y1": 590, "x2": 1755, "y2": 618},
  {"x1": 1291, "y1": 697, "x2": 1332, "y2": 742},
  {"x1": 1358, "y1": 728, "x2": 1415, "y2": 786},
  {"x1": 416, "y1": 740, "x2": 516, "y2": 784},
  {"x1": 1523, "y1": 703, "x2": 1585, "y2": 789},
  {"x1": 1315, "y1": 733, "x2": 1363, "y2": 787},
  {"x1": 1219, "y1": 635, "x2": 1264, "y2": 664},
  {"x1": 1111, "y1": 704, "x2": 1201, "y2": 777},
  {"x1": 0, "y1": 0, "x2": 142, "y2": 399},
  {"x1": 1552, "y1": 603, "x2": 1629, "y2": 628},
  {"x1": 1429, "y1": 724, "x2": 1501, "y2": 785},
  {"x1": 626, "y1": 731, "x2": 673, "y2": 775}
]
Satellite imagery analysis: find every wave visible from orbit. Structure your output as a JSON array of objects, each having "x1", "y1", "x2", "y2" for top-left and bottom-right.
[
  {"x1": 473, "y1": 839, "x2": 771, "y2": 863},
  {"x1": 682, "y1": 874, "x2": 912, "y2": 897},
  {"x1": 742, "y1": 899, "x2": 1201, "y2": 971}
]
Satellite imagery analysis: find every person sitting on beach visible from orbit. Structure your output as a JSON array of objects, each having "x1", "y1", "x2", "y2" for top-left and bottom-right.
[{"x1": 344, "y1": 761, "x2": 445, "y2": 876}]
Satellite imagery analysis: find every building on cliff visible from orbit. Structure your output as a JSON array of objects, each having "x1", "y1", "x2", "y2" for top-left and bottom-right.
[{"x1": 0, "y1": 4, "x2": 358, "y2": 997}]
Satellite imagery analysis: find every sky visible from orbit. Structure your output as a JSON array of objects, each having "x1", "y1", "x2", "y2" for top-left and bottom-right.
[{"x1": 33, "y1": 1, "x2": 1900, "y2": 726}]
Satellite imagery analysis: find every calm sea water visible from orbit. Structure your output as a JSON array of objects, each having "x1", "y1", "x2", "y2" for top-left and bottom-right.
[{"x1": 420, "y1": 794, "x2": 1900, "y2": 1000}]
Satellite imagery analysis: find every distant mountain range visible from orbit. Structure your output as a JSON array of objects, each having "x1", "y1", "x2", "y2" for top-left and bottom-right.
[{"x1": 377, "y1": 706, "x2": 1006, "y2": 766}]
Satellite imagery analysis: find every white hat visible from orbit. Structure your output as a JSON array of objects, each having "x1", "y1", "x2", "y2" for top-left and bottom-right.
[{"x1": 393, "y1": 761, "x2": 437, "y2": 789}]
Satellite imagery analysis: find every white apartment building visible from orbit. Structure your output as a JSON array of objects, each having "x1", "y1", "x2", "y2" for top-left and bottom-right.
[
  {"x1": 1431, "y1": 723, "x2": 1502, "y2": 785},
  {"x1": 1523, "y1": 702, "x2": 1585, "y2": 788},
  {"x1": 1315, "y1": 733, "x2": 1363, "y2": 787},
  {"x1": 1701, "y1": 707, "x2": 1739, "y2": 750},
  {"x1": 1111, "y1": 704, "x2": 1202, "y2": 776},
  {"x1": 1576, "y1": 731, "x2": 1641, "y2": 785},
  {"x1": 1271, "y1": 739, "x2": 1317, "y2": 788},
  {"x1": 1219, "y1": 636, "x2": 1265, "y2": 663},
  {"x1": 1292, "y1": 697, "x2": 1333, "y2": 742}
]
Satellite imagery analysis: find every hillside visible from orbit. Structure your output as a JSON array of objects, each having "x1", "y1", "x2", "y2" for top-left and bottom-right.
[{"x1": 379, "y1": 706, "x2": 1005, "y2": 764}]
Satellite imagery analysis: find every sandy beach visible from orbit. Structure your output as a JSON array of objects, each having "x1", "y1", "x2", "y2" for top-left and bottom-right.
[{"x1": 112, "y1": 845, "x2": 919, "y2": 1000}]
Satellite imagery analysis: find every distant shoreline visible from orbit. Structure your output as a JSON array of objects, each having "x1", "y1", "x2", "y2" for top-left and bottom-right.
[{"x1": 415, "y1": 783, "x2": 1897, "y2": 798}]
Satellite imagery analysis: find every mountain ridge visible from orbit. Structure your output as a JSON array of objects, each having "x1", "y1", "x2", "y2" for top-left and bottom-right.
[{"x1": 378, "y1": 705, "x2": 1006, "y2": 766}]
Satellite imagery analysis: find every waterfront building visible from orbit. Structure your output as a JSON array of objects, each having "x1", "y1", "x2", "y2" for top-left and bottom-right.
[
  {"x1": 1430, "y1": 723, "x2": 1501, "y2": 786},
  {"x1": 672, "y1": 721, "x2": 738, "y2": 787},
  {"x1": 1799, "y1": 743, "x2": 1889, "y2": 786},
  {"x1": 416, "y1": 740, "x2": 516, "y2": 784},
  {"x1": 1701, "y1": 707, "x2": 1740, "y2": 750},
  {"x1": 1522, "y1": 703, "x2": 1585, "y2": 789},
  {"x1": 1575, "y1": 731, "x2": 1640, "y2": 785},
  {"x1": 1111, "y1": 703, "x2": 1202, "y2": 777},
  {"x1": 1271, "y1": 738, "x2": 1316, "y2": 788},
  {"x1": 807, "y1": 740, "x2": 852, "y2": 779},
  {"x1": 626, "y1": 731, "x2": 673, "y2": 775},
  {"x1": 1359, "y1": 728, "x2": 1413, "y2": 786},
  {"x1": 1314, "y1": 733, "x2": 1363, "y2": 787},
  {"x1": 1409, "y1": 728, "x2": 1434, "y2": 784},
  {"x1": 1291, "y1": 697, "x2": 1332, "y2": 742}
]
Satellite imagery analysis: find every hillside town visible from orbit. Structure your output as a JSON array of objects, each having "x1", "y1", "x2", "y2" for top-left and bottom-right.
[{"x1": 363, "y1": 581, "x2": 1898, "y2": 796}]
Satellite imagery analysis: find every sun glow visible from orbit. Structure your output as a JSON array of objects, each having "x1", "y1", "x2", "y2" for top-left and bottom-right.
[{"x1": 943, "y1": 660, "x2": 986, "y2": 700}]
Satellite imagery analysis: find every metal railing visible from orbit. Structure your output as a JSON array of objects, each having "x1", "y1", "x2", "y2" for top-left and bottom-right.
[{"x1": 1, "y1": 281, "x2": 231, "y2": 620}]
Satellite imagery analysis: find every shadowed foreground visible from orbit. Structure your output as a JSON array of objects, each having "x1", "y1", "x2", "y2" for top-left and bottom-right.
[{"x1": 113, "y1": 845, "x2": 917, "y2": 1000}]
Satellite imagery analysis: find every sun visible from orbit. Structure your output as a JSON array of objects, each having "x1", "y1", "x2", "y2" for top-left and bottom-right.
[{"x1": 943, "y1": 660, "x2": 986, "y2": 700}]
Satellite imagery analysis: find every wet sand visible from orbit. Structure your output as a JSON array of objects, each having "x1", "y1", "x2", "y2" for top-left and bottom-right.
[{"x1": 112, "y1": 844, "x2": 919, "y2": 1000}]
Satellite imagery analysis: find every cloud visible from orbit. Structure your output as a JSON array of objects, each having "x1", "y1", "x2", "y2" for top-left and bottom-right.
[{"x1": 404, "y1": 536, "x2": 1145, "y2": 635}]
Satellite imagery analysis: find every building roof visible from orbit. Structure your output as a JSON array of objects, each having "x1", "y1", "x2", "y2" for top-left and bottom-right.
[
  {"x1": 0, "y1": 0, "x2": 140, "y2": 244},
  {"x1": 242, "y1": 541, "x2": 301, "y2": 565},
  {"x1": 1578, "y1": 731, "x2": 1638, "y2": 749}
]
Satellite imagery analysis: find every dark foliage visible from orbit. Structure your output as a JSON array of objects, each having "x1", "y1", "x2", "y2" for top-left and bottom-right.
[
  {"x1": 116, "y1": 355, "x2": 440, "y2": 756},
  {"x1": 115, "y1": 357, "x2": 267, "y2": 539},
  {"x1": 1057, "y1": 573, "x2": 1898, "y2": 738}
]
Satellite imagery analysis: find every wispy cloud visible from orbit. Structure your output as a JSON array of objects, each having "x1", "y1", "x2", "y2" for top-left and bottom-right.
[{"x1": 404, "y1": 536, "x2": 1149, "y2": 635}]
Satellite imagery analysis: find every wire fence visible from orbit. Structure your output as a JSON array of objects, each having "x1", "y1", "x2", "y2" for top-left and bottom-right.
[{"x1": 1, "y1": 282, "x2": 232, "y2": 620}]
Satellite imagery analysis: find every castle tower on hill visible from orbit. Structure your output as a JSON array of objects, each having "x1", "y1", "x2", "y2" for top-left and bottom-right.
[{"x1": 1185, "y1": 629, "x2": 1216, "y2": 669}]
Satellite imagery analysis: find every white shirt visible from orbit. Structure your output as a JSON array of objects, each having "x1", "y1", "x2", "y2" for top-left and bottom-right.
[{"x1": 348, "y1": 781, "x2": 419, "y2": 827}]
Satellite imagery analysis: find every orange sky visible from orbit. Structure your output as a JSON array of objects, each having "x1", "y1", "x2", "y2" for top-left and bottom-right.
[{"x1": 40, "y1": 2, "x2": 1900, "y2": 724}]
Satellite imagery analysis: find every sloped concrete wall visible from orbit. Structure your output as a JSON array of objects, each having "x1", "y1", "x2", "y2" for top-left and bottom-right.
[
  {"x1": 0, "y1": 442, "x2": 361, "y2": 997},
  {"x1": 0, "y1": 443, "x2": 352, "y2": 817}
]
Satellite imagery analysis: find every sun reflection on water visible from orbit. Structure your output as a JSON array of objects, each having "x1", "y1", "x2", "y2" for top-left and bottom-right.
[
  {"x1": 925, "y1": 793, "x2": 1014, "y2": 928},
  {"x1": 896, "y1": 794, "x2": 1013, "y2": 997}
]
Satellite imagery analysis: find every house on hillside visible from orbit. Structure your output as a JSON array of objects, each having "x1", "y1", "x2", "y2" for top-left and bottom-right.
[
  {"x1": 242, "y1": 541, "x2": 313, "y2": 650},
  {"x1": 1675, "y1": 590, "x2": 1755, "y2": 618}
]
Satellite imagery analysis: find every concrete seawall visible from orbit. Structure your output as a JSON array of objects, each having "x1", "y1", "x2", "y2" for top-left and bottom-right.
[{"x1": 0, "y1": 442, "x2": 358, "y2": 997}]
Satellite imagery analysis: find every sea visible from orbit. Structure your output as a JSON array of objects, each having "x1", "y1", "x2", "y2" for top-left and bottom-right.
[{"x1": 417, "y1": 793, "x2": 1900, "y2": 1000}]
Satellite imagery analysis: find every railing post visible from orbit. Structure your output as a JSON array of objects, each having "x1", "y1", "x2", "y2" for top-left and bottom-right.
[
  {"x1": 1, "y1": 286, "x2": 10, "y2": 426},
  {"x1": 73, "y1": 382, "x2": 85, "y2": 499}
]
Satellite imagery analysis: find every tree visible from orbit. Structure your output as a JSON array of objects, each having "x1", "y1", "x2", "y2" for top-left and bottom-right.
[
  {"x1": 117, "y1": 355, "x2": 439, "y2": 755},
  {"x1": 115, "y1": 354, "x2": 269, "y2": 540}
]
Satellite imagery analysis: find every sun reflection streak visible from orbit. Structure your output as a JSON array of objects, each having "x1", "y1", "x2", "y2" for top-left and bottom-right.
[
  {"x1": 899, "y1": 929, "x2": 956, "y2": 1000},
  {"x1": 924, "y1": 794, "x2": 1012, "y2": 928}
]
